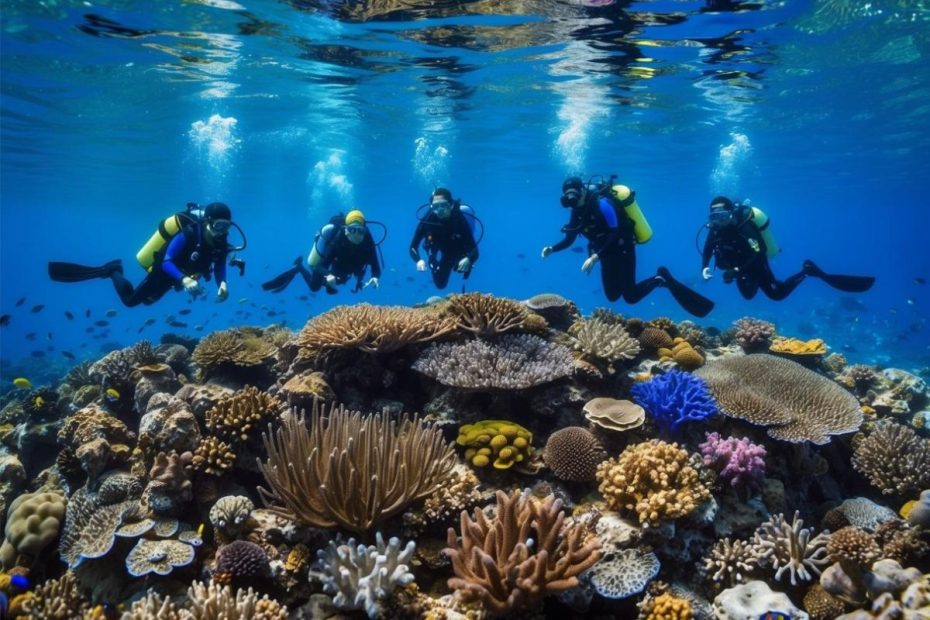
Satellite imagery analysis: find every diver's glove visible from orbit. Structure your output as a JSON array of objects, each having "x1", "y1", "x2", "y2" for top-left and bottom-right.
[
  {"x1": 581, "y1": 254, "x2": 599, "y2": 274},
  {"x1": 182, "y1": 276, "x2": 203, "y2": 298},
  {"x1": 456, "y1": 257, "x2": 471, "y2": 273},
  {"x1": 364, "y1": 277, "x2": 380, "y2": 289},
  {"x1": 541, "y1": 246, "x2": 553, "y2": 258},
  {"x1": 416, "y1": 259, "x2": 427, "y2": 272},
  {"x1": 702, "y1": 267, "x2": 713, "y2": 281},
  {"x1": 217, "y1": 281, "x2": 229, "y2": 302},
  {"x1": 324, "y1": 274, "x2": 337, "y2": 286}
]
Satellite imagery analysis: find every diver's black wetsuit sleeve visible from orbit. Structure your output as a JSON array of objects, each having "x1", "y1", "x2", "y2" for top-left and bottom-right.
[
  {"x1": 409, "y1": 221, "x2": 428, "y2": 262},
  {"x1": 550, "y1": 210, "x2": 582, "y2": 252},
  {"x1": 367, "y1": 238, "x2": 382, "y2": 278},
  {"x1": 459, "y1": 215, "x2": 479, "y2": 262},
  {"x1": 213, "y1": 252, "x2": 228, "y2": 285},
  {"x1": 702, "y1": 230, "x2": 718, "y2": 269}
]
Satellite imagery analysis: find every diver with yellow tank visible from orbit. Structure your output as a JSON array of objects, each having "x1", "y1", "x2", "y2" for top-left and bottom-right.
[
  {"x1": 48, "y1": 202, "x2": 244, "y2": 307},
  {"x1": 541, "y1": 175, "x2": 714, "y2": 317},
  {"x1": 700, "y1": 196, "x2": 874, "y2": 300}
]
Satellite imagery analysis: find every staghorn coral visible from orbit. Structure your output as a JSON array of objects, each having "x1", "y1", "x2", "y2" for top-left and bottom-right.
[
  {"x1": 185, "y1": 580, "x2": 288, "y2": 619},
  {"x1": 210, "y1": 495, "x2": 255, "y2": 540},
  {"x1": 584, "y1": 397, "x2": 645, "y2": 432},
  {"x1": 637, "y1": 591, "x2": 693, "y2": 620},
  {"x1": 570, "y1": 318, "x2": 641, "y2": 363},
  {"x1": 596, "y1": 439, "x2": 711, "y2": 527},
  {"x1": 750, "y1": 511, "x2": 831, "y2": 586},
  {"x1": 18, "y1": 571, "x2": 90, "y2": 618},
  {"x1": 456, "y1": 419, "x2": 534, "y2": 470},
  {"x1": 769, "y1": 337, "x2": 827, "y2": 356},
  {"x1": 589, "y1": 548, "x2": 660, "y2": 600},
  {"x1": 803, "y1": 584, "x2": 846, "y2": 620},
  {"x1": 258, "y1": 401, "x2": 456, "y2": 533},
  {"x1": 205, "y1": 386, "x2": 283, "y2": 445},
  {"x1": 632, "y1": 371, "x2": 718, "y2": 434},
  {"x1": 192, "y1": 328, "x2": 277, "y2": 376},
  {"x1": 413, "y1": 334, "x2": 574, "y2": 390},
  {"x1": 852, "y1": 420, "x2": 930, "y2": 497},
  {"x1": 695, "y1": 354, "x2": 863, "y2": 445},
  {"x1": 125, "y1": 538, "x2": 196, "y2": 577},
  {"x1": 0, "y1": 490, "x2": 67, "y2": 569},
  {"x1": 733, "y1": 317, "x2": 776, "y2": 350},
  {"x1": 827, "y1": 526, "x2": 882, "y2": 570},
  {"x1": 445, "y1": 489, "x2": 601, "y2": 616},
  {"x1": 215, "y1": 540, "x2": 270, "y2": 582},
  {"x1": 703, "y1": 537, "x2": 757, "y2": 587},
  {"x1": 297, "y1": 303, "x2": 458, "y2": 358},
  {"x1": 316, "y1": 532, "x2": 416, "y2": 619},
  {"x1": 699, "y1": 433, "x2": 766, "y2": 489},
  {"x1": 443, "y1": 292, "x2": 548, "y2": 337},
  {"x1": 543, "y1": 426, "x2": 607, "y2": 482},
  {"x1": 192, "y1": 436, "x2": 236, "y2": 476}
]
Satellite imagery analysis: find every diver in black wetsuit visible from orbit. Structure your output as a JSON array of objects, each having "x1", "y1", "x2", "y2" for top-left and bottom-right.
[
  {"x1": 700, "y1": 196, "x2": 875, "y2": 300},
  {"x1": 542, "y1": 176, "x2": 714, "y2": 317},
  {"x1": 409, "y1": 188, "x2": 480, "y2": 290}
]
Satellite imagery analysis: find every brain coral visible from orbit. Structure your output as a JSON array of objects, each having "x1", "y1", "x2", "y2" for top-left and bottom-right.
[
  {"x1": 596, "y1": 439, "x2": 711, "y2": 527},
  {"x1": 851, "y1": 420, "x2": 930, "y2": 497},
  {"x1": 543, "y1": 426, "x2": 607, "y2": 482},
  {"x1": 695, "y1": 354, "x2": 863, "y2": 445},
  {"x1": 0, "y1": 490, "x2": 67, "y2": 569}
]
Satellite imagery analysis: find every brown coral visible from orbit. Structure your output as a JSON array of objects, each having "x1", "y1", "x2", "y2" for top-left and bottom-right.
[
  {"x1": 803, "y1": 584, "x2": 846, "y2": 620},
  {"x1": 695, "y1": 354, "x2": 863, "y2": 445},
  {"x1": 851, "y1": 419, "x2": 930, "y2": 497},
  {"x1": 733, "y1": 317, "x2": 776, "y2": 350},
  {"x1": 206, "y1": 386, "x2": 283, "y2": 444},
  {"x1": 192, "y1": 436, "x2": 236, "y2": 476},
  {"x1": 583, "y1": 397, "x2": 645, "y2": 432},
  {"x1": 192, "y1": 328, "x2": 277, "y2": 376},
  {"x1": 18, "y1": 571, "x2": 90, "y2": 618},
  {"x1": 637, "y1": 592, "x2": 693, "y2": 620},
  {"x1": 522, "y1": 293, "x2": 580, "y2": 330},
  {"x1": 596, "y1": 439, "x2": 711, "y2": 527},
  {"x1": 258, "y1": 401, "x2": 457, "y2": 533},
  {"x1": 443, "y1": 292, "x2": 548, "y2": 337},
  {"x1": 827, "y1": 526, "x2": 881, "y2": 570},
  {"x1": 639, "y1": 327, "x2": 674, "y2": 350},
  {"x1": 445, "y1": 490, "x2": 601, "y2": 616},
  {"x1": 543, "y1": 426, "x2": 607, "y2": 482},
  {"x1": 571, "y1": 318, "x2": 641, "y2": 363}
]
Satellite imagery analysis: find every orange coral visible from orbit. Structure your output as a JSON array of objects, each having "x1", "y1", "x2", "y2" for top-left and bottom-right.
[{"x1": 769, "y1": 337, "x2": 827, "y2": 356}]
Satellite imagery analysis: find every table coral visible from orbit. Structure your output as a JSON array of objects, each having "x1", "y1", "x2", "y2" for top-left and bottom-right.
[
  {"x1": 583, "y1": 397, "x2": 645, "y2": 432},
  {"x1": 456, "y1": 419, "x2": 534, "y2": 470},
  {"x1": 442, "y1": 292, "x2": 548, "y2": 337},
  {"x1": 769, "y1": 337, "x2": 827, "y2": 356},
  {"x1": 631, "y1": 371, "x2": 717, "y2": 434},
  {"x1": 596, "y1": 439, "x2": 711, "y2": 527}
]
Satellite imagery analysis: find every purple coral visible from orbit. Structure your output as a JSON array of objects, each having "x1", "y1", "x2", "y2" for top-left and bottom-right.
[
  {"x1": 699, "y1": 432, "x2": 766, "y2": 488},
  {"x1": 631, "y1": 370, "x2": 718, "y2": 433}
]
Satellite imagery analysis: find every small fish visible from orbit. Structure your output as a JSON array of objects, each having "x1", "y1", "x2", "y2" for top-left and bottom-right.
[
  {"x1": 65, "y1": 311, "x2": 75, "y2": 320},
  {"x1": 31, "y1": 304, "x2": 45, "y2": 313},
  {"x1": 85, "y1": 308, "x2": 91, "y2": 318},
  {"x1": 0, "y1": 314, "x2": 10, "y2": 327},
  {"x1": 105, "y1": 388, "x2": 121, "y2": 401},
  {"x1": 105, "y1": 309, "x2": 118, "y2": 317},
  {"x1": 62, "y1": 351, "x2": 76, "y2": 360},
  {"x1": 916, "y1": 277, "x2": 926, "y2": 285},
  {"x1": 143, "y1": 318, "x2": 156, "y2": 326},
  {"x1": 85, "y1": 326, "x2": 95, "y2": 333},
  {"x1": 9, "y1": 573, "x2": 29, "y2": 589},
  {"x1": 15, "y1": 297, "x2": 26, "y2": 307},
  {"x1": 13, "y1": 377, "x2": 32, "y2": 389},
  {"x1": 167, "y1": 320, "x2": 188, "y2": 328},
  {"x1": 194, "y1": 325, "x2": 204, "y2": 331},
  {"x1": 197, "y1": 522, "x2": 205, "y2": 537},
  {"x1": 237, "y1": 297, "x2": 249, "y2": 304},
  {"x1": 95, "y1": 320, "x2": 110, "y2": 327},
  {"x1": 907, "y1": 297, "x2": 916, "y2": 305},
  {"x1": 298, "y1": 295, "x2": 309, "y2": 301},
  {"x1": 758, "y1": 613, "x2": 791, "y2": 620},
  {"x1": 178, "y1": 309, "x2": 192, "y2": 315}
]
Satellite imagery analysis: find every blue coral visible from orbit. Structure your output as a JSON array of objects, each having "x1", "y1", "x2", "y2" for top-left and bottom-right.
[{"x1": 631, "y1": 370, "x2": 717, "y2": 433}]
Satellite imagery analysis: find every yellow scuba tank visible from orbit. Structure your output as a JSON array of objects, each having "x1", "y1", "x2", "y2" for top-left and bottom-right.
[
  {"x1": 136, "y1": 213, "x2": 186, "y2": 272},
  {"x1": 611, "y1": 185, "x2": 653, "y2": 244},
  {"x1": 748, "y1": 206, "x2": 779, "y2": 258},
  {"x1": 308, "y1": 242, "x2": 322, "y2": 268}
]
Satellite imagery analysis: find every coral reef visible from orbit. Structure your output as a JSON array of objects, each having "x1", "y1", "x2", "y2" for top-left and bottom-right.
[
  {"x1": 570, "y1": 317, "x2": 641, "y2": 364},
  {"x1": 596, "y1": 439, "x2": 711, "y2": 527},
  {"x1": 751, "y1": 511, "x2": 831, "y2": 586},
  {"x1": 414, "y1": 334, "x2": 574, "y2": 390},
  {"x1": 658, "y1": 338, "x2": 705, "y2": 370},
  {"x1": 588, "y1": 548, "x2": 660, "y2": 599},
  {"x1": 316, "y1": 532, "x2": 416, "y2": 618},
  {"x1": 851, "y1": 419, "x2": 930, "y2": 497},
  {"x1": 733, "y1": 317, "x2": 776, "y2": 351},
  {"x1": 631, "y1": 370, "x2": 718, "y2": 433},
  {"x1": 543, "y1": 426, "x2": 606, "y2": 482},
  {"x1": 455, "y1": 419, "x2": 534, "y2": 470},
  {"x1": 192, "y1": 328, "x2": 277, "y2": 378},
  {"x1": 205, "y1": 386, "x2": 283, "y2": 444},
  {"x1": 699, "y1": 433, "x2": 766, "y2": 489},
  {"x1": 442, "y1": 292, "x2": 548, "y2": 337},
  {"x1": 522, "y1": 293, "x2": 580, "y2": 330},
  {"x1": 258, "y1": 401, "x2": 456, "y2": 533},
  {"x1": 583, "y1": 397, "x2": 645, "y2": 432},
  {"x1": 696, "y1": 354, "x2": 863, "y2": 444}
]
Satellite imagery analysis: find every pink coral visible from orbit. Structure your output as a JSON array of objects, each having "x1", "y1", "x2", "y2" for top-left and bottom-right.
[{"x1": 699, "y1": 432, "x2": 766, "y2": 489}]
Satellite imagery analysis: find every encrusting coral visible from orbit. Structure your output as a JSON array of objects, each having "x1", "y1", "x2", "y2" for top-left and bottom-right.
[
  {"x1": 316, "y1": 532, "x2": 416, "y2": 619},
  {"x1": 413, "y1": 334, "x2": 574, "y2": 390},
  {"x1": 444, "y1": 489, "x2": 601, "y2": 616},
  {"x1": 851, "y1": 419, "x2": 930, "y2": 497},
  {"x1": 696, "y1": 354, "x2": 863, "y2": 445},
  {"x1": 456, "y1": 419, "x2": 534, "y2": 470},
  {"x1": 258, "y1": 400, "x2": 456, "y2": 533},
  {"x1": 596, "y1": 439, "x2": 711, "y2": 527}
]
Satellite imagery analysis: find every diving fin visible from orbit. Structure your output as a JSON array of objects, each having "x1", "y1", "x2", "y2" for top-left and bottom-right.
[
  {"x1": 48, "y1": 260, "x2": 122, "y2": 283},
  {"x1": 657, "y1": 266, "x2": 715, "y2": 318},
  {"x1": 803, "y1": 260, "x2": 875, "y2": 293},
  {"x1": 261, "y1": 258, "x2": 302, "y2": 292}
]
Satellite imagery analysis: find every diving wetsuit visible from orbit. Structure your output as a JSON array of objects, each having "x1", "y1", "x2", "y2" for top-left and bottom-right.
[{"x1": 409, "y1": 204, "x2": 479, "y2": 289}]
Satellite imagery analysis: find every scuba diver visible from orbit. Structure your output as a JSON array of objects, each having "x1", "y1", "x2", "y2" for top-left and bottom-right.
[
  {"x1": 700, "y1": 196, "x2": 875, "y2": 300},
  {"x1": 542, "y1": 175, "x2": 715, "y2": 317},
  {"x1": 409, "y1": 187, "x2": 482, "y2": 290},
  {"x1": 262, "y1": 210, "x2": 383, "y2": 295},
  {"x1": 49, "y1": 202, "x2": 245, "y2": 307}
]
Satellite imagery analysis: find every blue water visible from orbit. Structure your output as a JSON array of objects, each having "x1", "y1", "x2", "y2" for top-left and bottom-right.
[{"x1": 2, "y1": 0, "x2": 929, "y2": 387}]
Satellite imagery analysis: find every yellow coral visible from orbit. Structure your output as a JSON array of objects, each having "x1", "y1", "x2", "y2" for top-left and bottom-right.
[
  {"x1": 285, "y1": 544, "x2": 310, "y2": 573},
  {"x1": 671, "y1": 341, "x2": 704, "y2": 370},
  {"x1": 456, "y1": 420, "x2": 533, "y2": 470},
  {"x1": 596, "y1": 439, "x2": 710, "y2": 527},
  {"x1": 769, "y1": 337, "x2": 827, "y2": 356},
  {"x1": 640, "y1": 592, "x2": 693, "y2": 620},
  {"x1": 900, "y1": 499, "x2": 917, "y2": 519}
]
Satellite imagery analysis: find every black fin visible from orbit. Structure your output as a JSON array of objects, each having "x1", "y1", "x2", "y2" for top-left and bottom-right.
[
  {"x1": 804, "y1": 261, "x2": 875, "y2": 293},
  {"x1": 657, "y1": 266, "x2": 715, "y2": 318},
  {"x1": 48, "y1": 260, "x2": 122, "y2": 283}
]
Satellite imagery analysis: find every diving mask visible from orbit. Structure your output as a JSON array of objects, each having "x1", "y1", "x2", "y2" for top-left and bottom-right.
[
  {"x1": 431, "y1": 198, "x2": 452, "y2": 218},
  {"x1": 207, "y1": 219, "x2": 232, "y2": 236},
  {"x1": 345, "y1": 224, "x2": 366, "y2": 243},
  {"x1": 560, "y1": 188, "x2": 581, "y2": 208},
  {"x1": 708, "y1": 209, "x2": 735, "y2": 228}
]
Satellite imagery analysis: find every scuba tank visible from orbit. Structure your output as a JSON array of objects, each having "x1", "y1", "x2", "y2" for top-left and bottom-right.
[
  {"x1": 746, "y1": 205, "x2": 780, "y2": 258},
  {"x1": 135, "y1": 203, "x2": 199, "y2": 272},
  {"x1": 610, "y1": 184, "x2": 653, "y2": 244}
]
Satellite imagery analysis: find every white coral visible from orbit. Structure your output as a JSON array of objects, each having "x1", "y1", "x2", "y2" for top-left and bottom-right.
[
  {"x1": 751, "y1": 511, "x2": 830, "y2": 586},
  {"x1": 316, "y1": 532, "x2": 416, "y2": 618}
]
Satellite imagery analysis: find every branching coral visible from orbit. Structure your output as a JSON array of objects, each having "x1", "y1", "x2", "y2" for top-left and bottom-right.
[
  {"x1": 695, "y1": 354, "x2": 863, "y2": 445},
  {"x1": 185, "y1": 580, "x2": 288, "y2": 619},
  {"x1": 703, "y1": 537, "x2": 757, "y2": 587},
  {"x1": 413, "y1": 334, "x2": 574, "y2": 390},
  {"x1": 750, "y1": 511, "x2": 830, "y2": 586},
  {"x1": 637, "y1": 591, "x2": 693, "y2": 620},
  {"x1": 258, "y1": 401, "x2": 456, "y2": 533},
  {"x1": 192, "y1": 436, "x2": 236, "y2": 476},
  {"x1": 317, "y1": 532, "x2": 416, "y2": 619},
  {"x1": 596, "y1": 439, "x2": 711, "y2": 527},
  {"x1": 297, "y1": 303, "x2": 458, "y2": 358},
  {"x1": 444, "y1": 490, "x2": 601, "y2": 616},
  {"x1": 733, "y1": 317, "x2": 776, "y2": 350},
  {"x1": 17, "y1": 571, "x2": 89, "y2": 618},
  {"x1": 570, "y1": 318, "x2": 641, "y2": 363},
  {"x1": 192, "y1": 328, "x2": 277, "y2": 377},
  {"x1": 631, "y1": 370, "x2": 718, "y2": 434},
  {"x1": 851, "y1": 420, "x2": 930, "y2": 497},
  {"x1": 443, "y1": 292, "x2": 548, "y2": 337},
  {"x1": 827, "y1": 526, "x2": 881, "y2": 570},
  {"x1": 699, "y1": 433, "x2": 766, "y2": 489},
  {"x1": 205, "y1": 386, "x2": 283, "y2": 445}
]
